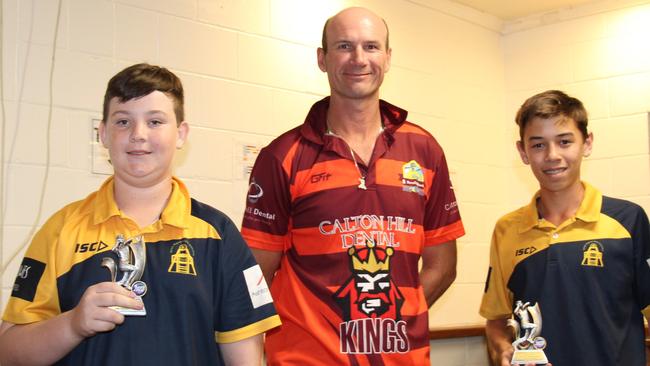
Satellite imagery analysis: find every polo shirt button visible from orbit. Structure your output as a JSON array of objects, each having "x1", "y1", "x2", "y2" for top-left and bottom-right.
[{"x1": 552, "y1": 233, "x2": 559, "y2": 239}]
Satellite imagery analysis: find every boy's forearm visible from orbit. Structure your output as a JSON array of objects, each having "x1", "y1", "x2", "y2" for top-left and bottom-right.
[
  {"x1": 0, "y1": 311, "x2": 84, "y2": 366},
  {"x1": 485, "y1": 318, "x2": 514, "y2": 366},
  {"x1": 220, "y1": 334, "x2": 263, "y2": 366}
]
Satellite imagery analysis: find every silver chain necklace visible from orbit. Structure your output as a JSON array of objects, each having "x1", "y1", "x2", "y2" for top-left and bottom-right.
[{"x1": 326, "y1": 125, "x2": 383, "y2": 191}]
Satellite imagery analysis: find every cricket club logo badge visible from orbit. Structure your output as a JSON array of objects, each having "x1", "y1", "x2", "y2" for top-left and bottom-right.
[{"x1": 401, "y1": 160, "x2": 425, "y2": 196}]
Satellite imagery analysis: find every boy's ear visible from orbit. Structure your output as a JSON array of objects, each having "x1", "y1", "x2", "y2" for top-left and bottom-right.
[
  {"x1": 176, "y1": 121, "x2": 189, "y2": 149},
  {"x1": 516, "y1": 141, "x2": 529, "y2": 164},
  {"x1": 98, "y1": 121, "x2": 108, "y2": 148},
  {"x1": 583, "y1": 132, "x2": 594, "y2": 157}
]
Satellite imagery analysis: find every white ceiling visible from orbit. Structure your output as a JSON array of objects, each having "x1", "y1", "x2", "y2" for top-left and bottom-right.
[{"x1": 449, "y1": 0, "x2": 598, "y2": 20}]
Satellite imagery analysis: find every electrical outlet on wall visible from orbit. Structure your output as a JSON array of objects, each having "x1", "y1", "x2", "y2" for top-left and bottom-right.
[{"x1": 91, "y1": 118, "x2": 112, "y2": 175}]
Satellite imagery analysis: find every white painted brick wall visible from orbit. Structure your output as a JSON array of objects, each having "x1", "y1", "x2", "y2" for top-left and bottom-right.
[{"x1": 4, "y1": 0, "x2": 649, "y2": 364}]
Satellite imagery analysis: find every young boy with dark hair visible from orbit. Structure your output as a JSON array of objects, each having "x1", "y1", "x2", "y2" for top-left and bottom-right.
[
  {"x1": 0, "y1": 63, "x2": 280, "y2": 365},
  {"x1": 480, "y1": 90, "x2": 650, "y2": 366}
]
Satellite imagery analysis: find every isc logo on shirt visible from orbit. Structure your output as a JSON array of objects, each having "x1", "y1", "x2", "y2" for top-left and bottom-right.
[{"x1": 243, "y1": 265, "x2": 273, "y2": 309}]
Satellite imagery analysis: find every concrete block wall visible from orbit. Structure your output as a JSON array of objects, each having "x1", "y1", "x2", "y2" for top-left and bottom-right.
[
  {"x1": 1, "y1": 0, "x2": 506, "y2": 364},
  {"x1": 3, "y1": 0, "x2": 649, "y2": 364},
  {"x1": 503, "y1": 3, "x2": 650, "y2": 210}
]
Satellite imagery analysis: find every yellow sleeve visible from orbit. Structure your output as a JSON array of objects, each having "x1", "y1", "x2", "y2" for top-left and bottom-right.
[
  {"x1": 479, "y1": 223, "x2": 514, "y2": 320},
  {"x1": 2, "y1": 209, "x2": 67, "y2": 324}
]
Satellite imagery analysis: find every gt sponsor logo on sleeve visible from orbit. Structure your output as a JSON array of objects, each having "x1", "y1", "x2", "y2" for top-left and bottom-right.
[{"x1": 243, "y1": 265, "x2": 273, "y2": 309}]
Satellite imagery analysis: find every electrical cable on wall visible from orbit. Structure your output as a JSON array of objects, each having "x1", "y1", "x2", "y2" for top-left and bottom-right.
[{"x1": 0, "y1": 1, "x2": 64, "y2": 300}]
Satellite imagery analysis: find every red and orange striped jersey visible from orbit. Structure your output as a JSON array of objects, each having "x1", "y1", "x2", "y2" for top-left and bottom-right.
[{"x1": 242, "y1": 97, "x2": 465, "y2": 365}]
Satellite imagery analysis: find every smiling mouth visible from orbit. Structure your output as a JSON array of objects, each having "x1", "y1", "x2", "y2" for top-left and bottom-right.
[
  {"x1": 543, "y1": 167, "x2": 567, "y2": 175},
  {"x1": 345, "y1": 72, "x2": 371, "y2": 77}
]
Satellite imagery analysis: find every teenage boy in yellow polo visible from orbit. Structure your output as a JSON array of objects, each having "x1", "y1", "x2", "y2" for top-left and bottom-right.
[
  {"x1": 0, "y1": 63, "x2": 280, "y2": 365},
  {"x1": 481, "y1": 90, "x2": 650, "y2": 366}
]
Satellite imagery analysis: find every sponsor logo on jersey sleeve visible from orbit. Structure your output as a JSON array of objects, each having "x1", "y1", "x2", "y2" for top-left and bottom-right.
[
  {"x1": 12, "y1": 257, "x2": 46, "y2": 302},
  {"x1": 168, "y1": 241, "x2": 197, "y2": 276},
  {"x1": 243, "y1": 264, "x2": 273, "y2": 309},
  {"x1": 400, "y1": 160, "x2": 425, "y2": 196},
  {"x1": 247, "y1": 178, "x2": 264, "y2": 203},
  {"x1": 581, "y1": 241, "x2": 604, "y2": 267},
  {"x1": 244, "y1": 206, "x2": 276, "y2": 222},
  {"x1": 444, "y1": 201, "x2": 458, "y2": 211}
]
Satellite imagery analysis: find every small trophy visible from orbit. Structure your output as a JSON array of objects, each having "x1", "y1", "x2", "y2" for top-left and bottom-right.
[
  {"x1": 101, "y1": 234, "x2": 147, "y2": 316},
  {"x1": 507, "y1": 300, "x2": 548, "y2": 365}
]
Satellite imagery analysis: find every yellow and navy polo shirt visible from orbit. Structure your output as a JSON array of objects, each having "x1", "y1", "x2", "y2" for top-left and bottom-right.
[
  {"x1": 480, "y1": 182, "x2": 650, "y2": 366},
  {"x1": 4, "y1": 176, "x2": 280, "y2": 365}
]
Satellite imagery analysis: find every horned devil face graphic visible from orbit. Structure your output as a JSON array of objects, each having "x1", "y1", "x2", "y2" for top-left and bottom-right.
[{"x1": 334, "y1": 241, "x2": 404, "y2": 320}]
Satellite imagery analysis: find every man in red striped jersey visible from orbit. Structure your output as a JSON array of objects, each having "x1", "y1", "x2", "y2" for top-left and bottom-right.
[{"x1": 242, "y1": 7, "x2": 465, "y2": 365}]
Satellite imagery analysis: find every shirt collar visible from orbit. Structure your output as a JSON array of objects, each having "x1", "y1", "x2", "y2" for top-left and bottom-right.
[
  {"x1": 299, "y1": 96, "x2": 408, "y2": 145},
  {"x1": 92, "y1": 176, "x2": 190, "y2": 229},
  {"x1": 518, "y1": 181, "x2": 602, "y2": 233}
]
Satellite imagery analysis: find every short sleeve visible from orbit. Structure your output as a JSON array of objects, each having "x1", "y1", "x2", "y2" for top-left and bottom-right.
[
  {"x1": 241, "y1": 147, "x2": 292, "y2": 252},
  {"x1": 423, "y1": 149, "x2": 465, "y2": 246},
  {"x1": 2, "y1": 211, "x2": 65, "y2": 324},
  {"x1": 214, "y1": 217, "x2": 281, "y2": 343},
  {"x1": 479, "y1": 226, "x2": 514, "y2": 320}
]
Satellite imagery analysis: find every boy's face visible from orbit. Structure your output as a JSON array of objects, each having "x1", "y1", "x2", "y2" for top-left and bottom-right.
[
  {"x1": 516, "y1": 115, "x2": 593, "y2": 195},
  {"x1": 100, "y1": 91, "x2": 188, "y2": 188}
]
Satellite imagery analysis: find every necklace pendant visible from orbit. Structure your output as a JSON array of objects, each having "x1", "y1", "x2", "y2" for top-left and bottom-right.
[{"x1": 358, "y1": 177, "x2": 367, "y2": 190}]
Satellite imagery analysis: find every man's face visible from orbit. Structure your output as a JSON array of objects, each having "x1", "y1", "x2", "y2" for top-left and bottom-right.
[
  {"x1": 317, "y1": 8, "x2": 391, "y2": 101},
  {"x1": 100, "y1": 91, "x2": 188, "y2": 188},
  {"x1": 517, "y1": 116, "x2": 592, "y2": 195}
]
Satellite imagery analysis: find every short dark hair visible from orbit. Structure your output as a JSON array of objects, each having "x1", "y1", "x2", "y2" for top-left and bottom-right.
[
  {"x1": 320, "y1": 16, "x2": 390, "y2": 53},
  {"x1": 515, "y1": 90, "x2": 588, "y2": 141},
  {"x1": 102, "y1": 63, "x2": 184, "y2": 125}
]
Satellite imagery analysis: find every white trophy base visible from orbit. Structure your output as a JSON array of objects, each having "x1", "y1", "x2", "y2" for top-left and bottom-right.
[
  {"x1": 109, "y1": 296, "x2": 146, "y2": 316},
  {"x1": 511, "y1": 349, "x2": 548, "y2": 365}
]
